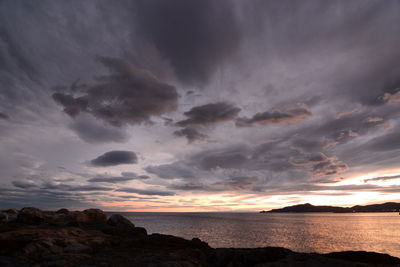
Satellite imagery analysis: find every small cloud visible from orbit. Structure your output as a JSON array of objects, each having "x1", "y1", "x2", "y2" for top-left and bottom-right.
[
  {"x1": 176, "y1": 102, "x2": 241, "y2": 127},
  {"x1": 174, "y1": 127, "x2": 207, "y2": 143},
  {"x1": 90, "y1": 151, "x2": 138, "y2": 167},
  {"x1": 0, "y1": 112, "x2": 9, "y2": 120},
  {"x1": 12, "y1": 180, "x2": 38, "y2": 189},
  {"x1": 116, "y1": 187, "x2": 175, "y2": 196},
  {"x1": 364, "y1": 174, "x2": 400, "y2": 183},
  {"x1": 381, "y1": 89, "x2": 400, "y2": 104},
  {"x1": 88, "y1": 176, "x2": 135, "y2": 183},
  {"x1": 366, "y1": 117, "x2": 384, "y2": 123},
  {"x1": 236, "y1": 105, "x2": 311, "y2": 127},
  {"x1": 335, "y1": 108, "x2": 358, "y2": 119},
  {"x1": 121, "y1": 172, "x2": 137, "y2": 178}
]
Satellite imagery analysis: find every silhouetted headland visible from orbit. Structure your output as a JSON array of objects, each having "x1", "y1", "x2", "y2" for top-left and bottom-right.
[
  {"x1": 1, "y1": 207, "x2": 399, "y2": 266},
  {"x1": 260, "y1": 202, "x2": 400, "y2": 213}
]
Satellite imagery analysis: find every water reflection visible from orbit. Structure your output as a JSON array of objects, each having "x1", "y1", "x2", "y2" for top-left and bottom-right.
[{"x1": 121, "y1": 212, "x2": 400, "y2": 257}]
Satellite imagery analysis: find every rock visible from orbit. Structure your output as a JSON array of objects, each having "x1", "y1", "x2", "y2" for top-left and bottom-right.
[
  {"x1": 81, "y1": 209, "x2": 107, "y2": 225},
  {"x1": 64, "y1": 243, "x2": 91, "y2": 254},
  {"x1": 107, "y1": 214, "x2": 135, "y2": 230},
  {"x1": 17, "y1": 207, "x2": 45, "y2": 225},
  {"x1": 3, "y1": 209, "x2": 18, "y2": 214},
  {"x1": 130, "y1": 226, "x2": 147, "y2": 237},
  {"x1": 1, "y1": 209, "x2": 18, "y2": 223},
  {"x1": 55, "y1": 208, "x2": 69, "y2": 215},
  {"x1": 0, "y1": 212, "x2": 6, "y2": 222},
  {"x1": 104, "y1": 214, "x2": 147, "y2": 237}
]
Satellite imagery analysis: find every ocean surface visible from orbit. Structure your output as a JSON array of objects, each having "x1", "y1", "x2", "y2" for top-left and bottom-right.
[{"x1": 118, "y1": 212, "x2": 400, "y2": 257}]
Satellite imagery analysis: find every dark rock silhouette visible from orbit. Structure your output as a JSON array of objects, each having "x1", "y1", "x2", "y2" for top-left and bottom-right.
[
  {"x1": 262, "y1": 202, "x2": 400, "y2": 213},
  {"x1": 0, "y1": 207, "x2": 399, "y2": 266}
]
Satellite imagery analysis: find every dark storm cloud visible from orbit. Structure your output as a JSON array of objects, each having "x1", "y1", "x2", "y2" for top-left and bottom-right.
[
  {"x1": 116, "y1": 187, "x2": 175, "y2": 196},
  {"x1": 364, "y1": 174, "x2": 400, "y2": 183},
  {"x1": 53, "y1": 57, "x2": 178, "y2": 127},
  {"x1": 69, "y1": 115, "x2": 129, "y2": 144},
  {"x1": 236, "y1": 106, "x2": 311, "y2": 127},
  {"x1": 176, "y1": 102, "x2": 241, "y2": 127},
  {"x1": 173, "y1": 127, "x2": 207, "y2": 143},
  {"x1": 88, "y1": 176, "x2": 135, "y2": 183},
  {"x1": 0, "y1": 112, "x2": 9, "y2": 120},
  {"x1": 132, "y1": 0, "x2": 241, "y2": 85},
  {"x1": 90, "y1": 151, "x2": 138, "y2": 167}
]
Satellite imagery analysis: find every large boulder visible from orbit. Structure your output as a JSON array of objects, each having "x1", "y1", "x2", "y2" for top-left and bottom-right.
[
  {"x1": 107, "y1": 214, "x2": 135, "y2": 230},
  {"x1": 105, "y1": 214, "x2": 147, "y2": 237},
  {"x1": 81, "y1": 209, "x2": 107, "y2": 225},
  {"x1": 17, "y1": 207, "x2": 45, "y2": 225},
  {"x1": 55, "y1": 208, "x2": 69, "y2": 215}
]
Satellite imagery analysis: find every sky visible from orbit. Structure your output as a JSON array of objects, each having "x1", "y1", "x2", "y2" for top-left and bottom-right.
[{"x1": 1, "y1": 0, "x2": 400, "y2": 211}]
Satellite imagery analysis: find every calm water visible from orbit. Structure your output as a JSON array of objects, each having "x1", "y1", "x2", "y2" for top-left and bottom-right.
[{"x1": 118, "y1": 212, "x2": 400, "y2": 257}]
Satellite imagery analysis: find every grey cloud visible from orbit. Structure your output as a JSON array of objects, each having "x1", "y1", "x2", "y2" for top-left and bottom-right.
[
  {"x1": 145, "y1": 162, "x2": 196, "y2": 179},
  {"x1": 116, "y1": 187, "x2": 175, "y2": 196},
  {"x1": 173, "y1": 127, "x2": 207, "y2": 143},
  {"x1": 291, "y1": 138, "x2": 333, "y2": 153},
  {"x1": 365, "y1": 130, "x2": 400, "y2": 152},
  {"x1": 53, "y1": 57, "x2": 178, "y2": 127},
  {"x1": 310, "y1": 158, "x2": 348, "y2": 176},
  {"x1": 193, "y1": 148, "x2": 249, "y2": 171},
  {"x1": 364, "y1": 174, "x2": 400, "y2": 183},
  {"x1": 90, "y1": 151, "x2": 138, "y2": 167},
  {"x1": 132, "y1": 0, "x2": 241, "y2": 85},
  {"x1": 0, "y1": 187, "x2": 90, "y2": 210},
  {"x1": 88, "y1": 176, "x2": 135, "y2": 183},
  {"x1": 66, "y1": 185, "x2": 114, "y2": 192},
  {"x1": 121, "y1": 172, "x2": 137, "y2": 178},
  {"x1": 236, "y1": 106, "x2": 311, "y2": 127},
  {"x1": 290, "y1": 152, "x2": 328, "y2": 166},
  {"x1": 213, "y1": 176, "x2": 258, "y2": 190},
  {"x1": 12, "y1": 180, "x2": 38, "y2": 189},
  {"x1": 379, "y1": 87, "x2": 400, "y2": 104},
  {"x1": 169, "y1": 182, "x2": 208, "y2": 191},
  {"x1": 289, "y1": 152, "x2": 347, "y2": 177},
  {"x1": 0, "y1": 112, "x2": 9, "y2": 120},
  {"x1": 176, "y1": 102, "x2": 241, "y2": 127},
  {"x1": 40, "y1": 181, "x2": 114, "y2": 192},
  {"x1": 69, "y1": 114, "x2": 129, "y2": 144}
]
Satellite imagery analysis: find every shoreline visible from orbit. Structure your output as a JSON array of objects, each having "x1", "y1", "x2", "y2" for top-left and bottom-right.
[{"x1": 1, "y1": 207, "x2": 399, "y2": 266}]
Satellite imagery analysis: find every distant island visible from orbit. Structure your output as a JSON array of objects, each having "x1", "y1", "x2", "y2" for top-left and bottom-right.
[{"x1": 260, "y1": 202, "x2": 400, "y2": 213}]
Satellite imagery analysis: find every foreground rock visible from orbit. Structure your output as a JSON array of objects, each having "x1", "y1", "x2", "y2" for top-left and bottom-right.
[{"x1": 0, "y1": 208, "x2": 399, "y2": 267}]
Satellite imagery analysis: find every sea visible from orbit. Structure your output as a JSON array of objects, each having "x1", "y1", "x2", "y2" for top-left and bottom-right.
[{"x1": 117, "y1": 212, "x2": 400, "y2": 258}]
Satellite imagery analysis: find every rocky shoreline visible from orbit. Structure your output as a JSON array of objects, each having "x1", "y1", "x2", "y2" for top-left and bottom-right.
[{"x1": 0, "y1": 208, "x2": 399, "y2": 267}]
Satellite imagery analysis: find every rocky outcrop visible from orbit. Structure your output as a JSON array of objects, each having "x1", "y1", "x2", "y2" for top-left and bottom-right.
[{"x1": 0, "y1": 207, "x2": 399, "y2": 267}]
